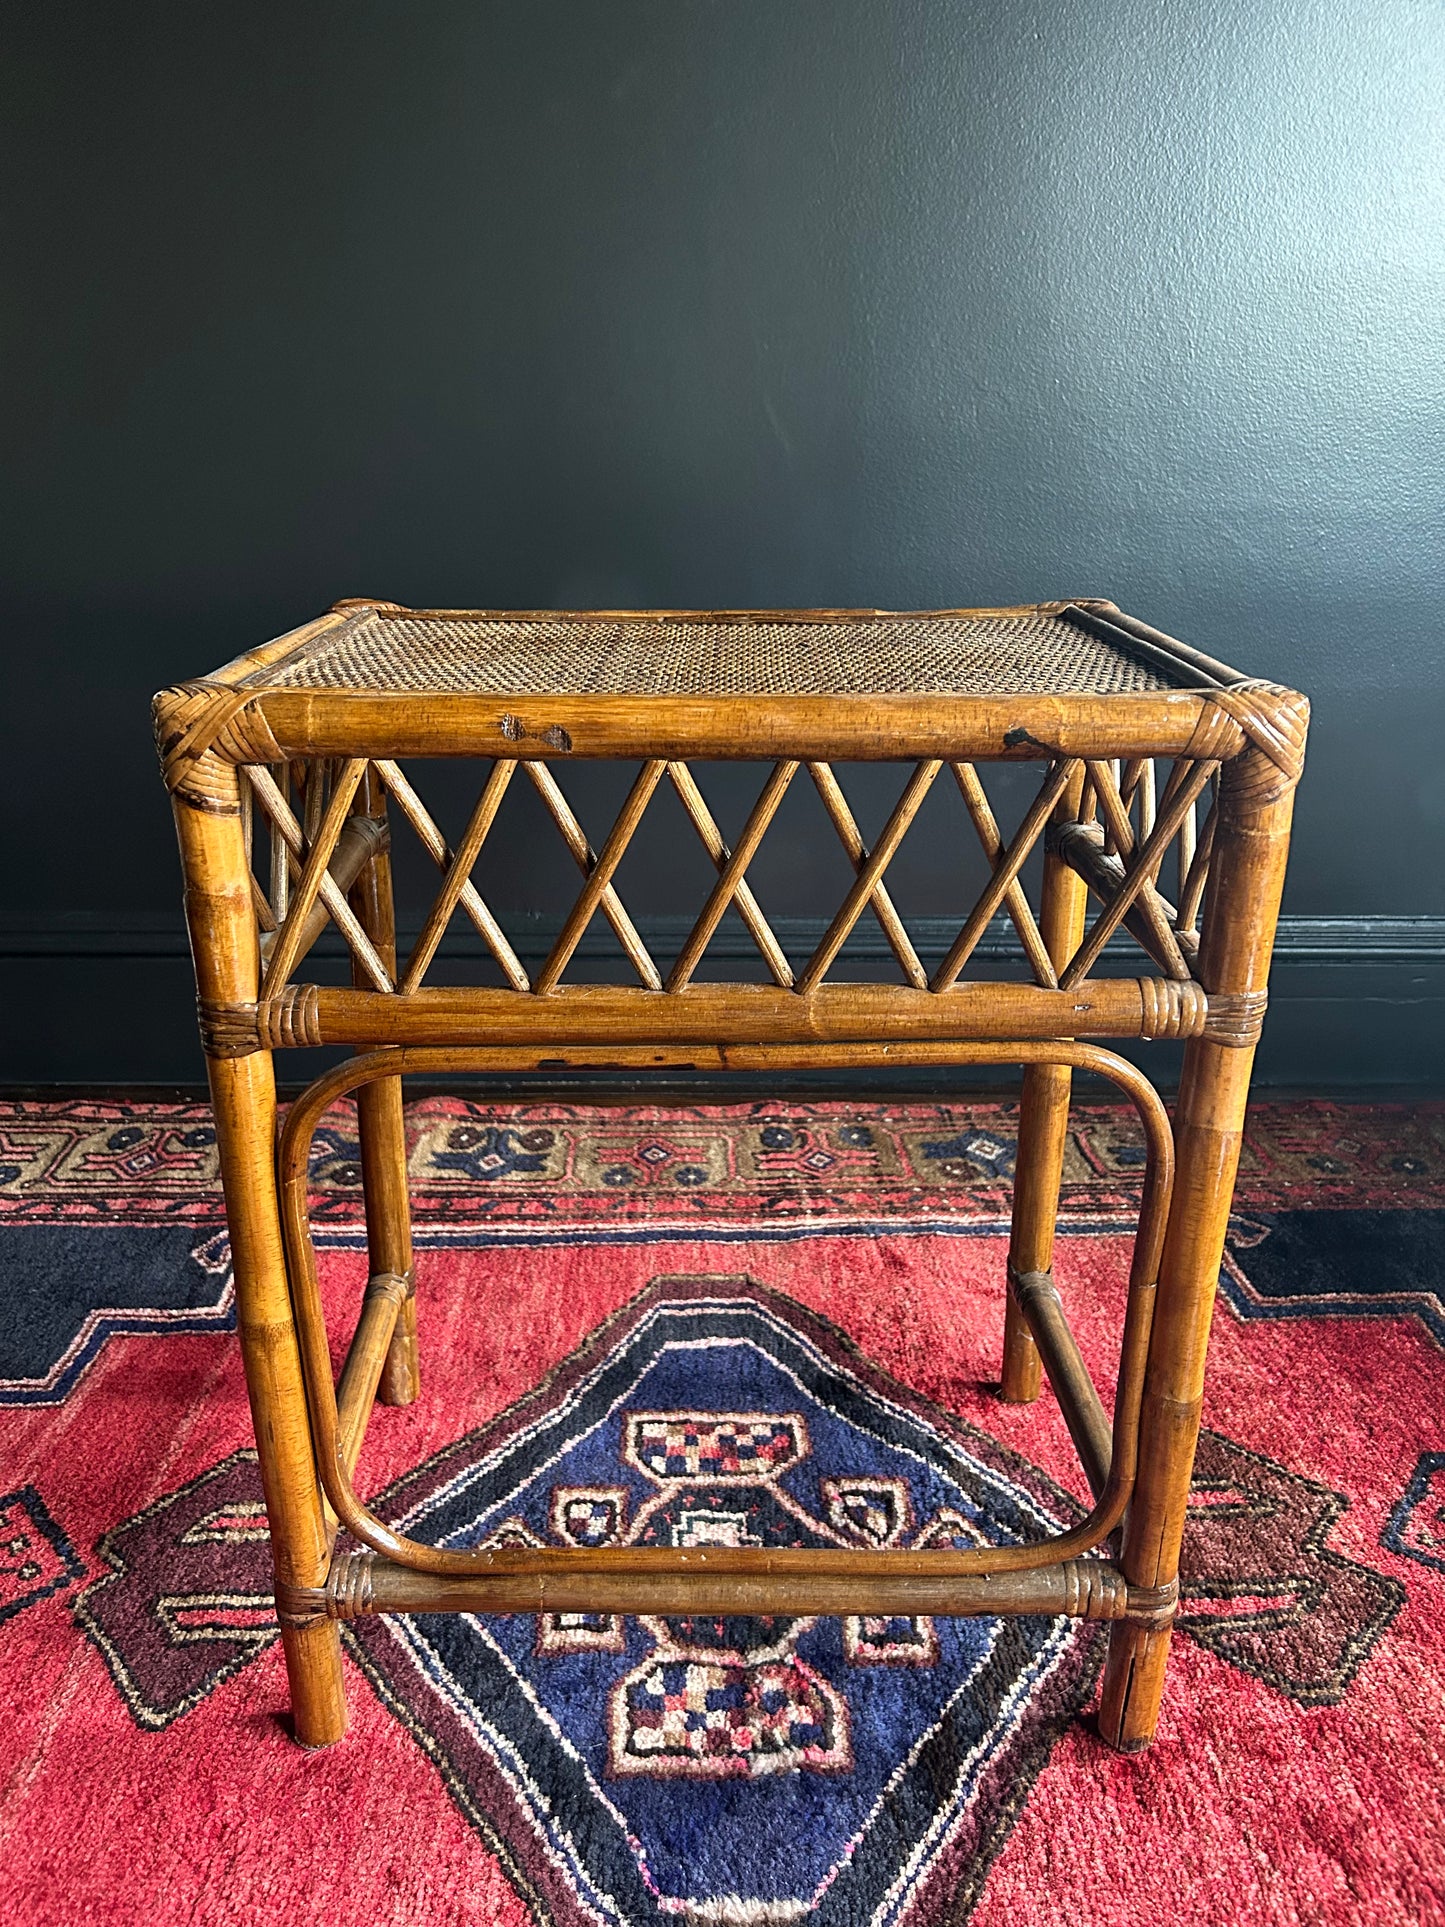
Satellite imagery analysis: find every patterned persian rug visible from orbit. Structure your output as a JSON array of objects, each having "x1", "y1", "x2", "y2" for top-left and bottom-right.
[{"x1": 1, "y1": 1096, "x2": 1442, "y2": 1925}]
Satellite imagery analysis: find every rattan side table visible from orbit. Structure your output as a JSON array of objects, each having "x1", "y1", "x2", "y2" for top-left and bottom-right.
[{"x1": 154, "y1": 598, "x2": 1307, "y2": 1753}]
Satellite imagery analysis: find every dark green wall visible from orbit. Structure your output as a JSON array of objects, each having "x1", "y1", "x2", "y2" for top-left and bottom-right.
[{"x1": 3, "y1": 2, "x2": 1442, "y2": 1083}]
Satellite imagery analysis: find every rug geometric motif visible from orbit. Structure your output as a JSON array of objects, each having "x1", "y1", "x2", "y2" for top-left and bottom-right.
[
  {"x1": 1, "y1": 1095, "x2": 1439, "y2": 1927},
  {"x1": 1222, "y1": 1210, "x2": 1445, "y2": 1348},
  {"x1": 74, "y1": 1451, "x2": 278, "y2": 1728},
  {"x1": 0, "y1": 1225, "x2": 233, "y2": 1406},
  {"x1": 346, "y1": 1275, "x2": 1103, "y2": 1927},
  {"x1": 0, "y1": 1485, "x2": 84, "y2": 1626},
  {"x1": 4, "y1": 1097, "x2": 1441, "y2": 1229},
  {"x1": 67, "y1": 1271, "x2": 1415, "y2": 1925},
  {"x1": 1382, "y1": 1453, "x2": 1445, "y2": 1577},
  {"x1": 1176, "y1": 1432, "x2": 1404, "y2": 1703},
  {"x1": 7, "y1": 1096, "x2": 1442, "y2": 1404}
]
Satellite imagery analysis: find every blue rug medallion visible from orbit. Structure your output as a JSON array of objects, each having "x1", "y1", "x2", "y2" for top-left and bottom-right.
[{"x1": 349, "y1": 1275, "x2": 1100, "y2": 1926}]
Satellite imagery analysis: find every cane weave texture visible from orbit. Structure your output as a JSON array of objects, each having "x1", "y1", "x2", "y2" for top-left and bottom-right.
[{"x1": 256, "y1": 608, "x2": 1182, "y2": 698}]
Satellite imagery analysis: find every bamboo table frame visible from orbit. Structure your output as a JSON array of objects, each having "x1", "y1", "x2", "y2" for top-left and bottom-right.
[{"x1": 154, "y1": 598, "x2": 1307, "y2": 1753}]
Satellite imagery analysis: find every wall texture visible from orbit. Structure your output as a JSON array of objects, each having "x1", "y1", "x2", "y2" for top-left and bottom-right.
[{"x1": 2, "y1": 1, "x2": 1442, "y2": 1084}]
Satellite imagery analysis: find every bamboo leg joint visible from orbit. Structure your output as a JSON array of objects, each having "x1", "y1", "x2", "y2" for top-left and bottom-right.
[
  {"x1": 1201, "y1": 988, "x2": 1269, "y2": 1046},
  {"x1": 326, "y1": 1548, "x2": 376, "y2": 1621},
  {"x1": 1008, "y1": 1266, "x2": 1062, "y2": 1315},
  {"x1": 1137, "y1": 977, "x2": 1209, "y2": 1041},
  {"x1": 197, "y1": 999, "x2": 261, "y2": 1057},
  {"x1": 364, "y1": 1269, "x2": 413, "y2": 1309},
  {"x1": 335, "y1": 1271, "x2": 414, "y2": 1473},
  {"x1": 273, "y1": 1579, "x2": 329, "y2": 1631},
  {"x1": 257, "y1": 984, "x2": 323, "y2": 1048},
  {"x1": 153, "y1": 683, "x2": 283, "y2": 812},
  {"x1": 1063, "y1": 1560, "x2": 1130, "y2": 1620},
  {"x1": 1125, "y1": 1576, "x2": 1180, "y2": 1631}
]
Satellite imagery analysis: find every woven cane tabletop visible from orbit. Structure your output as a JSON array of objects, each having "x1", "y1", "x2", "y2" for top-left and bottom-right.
[{"x1": 248, "y1": 604, "x2": 1196, "y2": 700}]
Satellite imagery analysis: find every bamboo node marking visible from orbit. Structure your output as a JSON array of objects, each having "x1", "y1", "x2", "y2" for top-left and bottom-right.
[
  {"x1": 326, "y1": 1548, "x2": 376, "y2": 1620},
  {"x1": 196, "y1": 999, "x2": 261, "y2": 1058},
  {"x1": 257, "y1": 983, "x2": 323, "y2": 1049},
  {"x1": 1202, "y1": 988, "x2": 1269, "y2": 1046},
  {"x1": 153, "y1": 682, "x2": 283, "y2": 812},
  {"x1": 1062, "y1": 1560, "x2": 1130, "y2": 1620},
  {"x1": 1137, "y1": 978, "x2": 1209, "y2": 1040}
]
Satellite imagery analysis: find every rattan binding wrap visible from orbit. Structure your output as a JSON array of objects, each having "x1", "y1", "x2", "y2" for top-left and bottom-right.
[
  {"x1": 197, "y1": 1000, "x2": 261, "y2": 1058},
  {"x1": 1201, "y1": 988, "x2": 1270, "y2": 1047},
  {"x1": 259, "y1": 984, "x2": 323, "y2": 1050},
  {"x1": 154, "y1": 682, "x2": 283, "y2": 812},
  {"x1": 1186, "y1": 681, "x2": 1310, "y2": 807},
  {"x1": 1136, "y1": 978, "x2": 1209, "y2": 1041},
  {"x1": 326, "y1": 1548, "x2": 376, "y2": 1621},
  {"x1": 256, "y1": 607, "x2": 1182, "y2": 698}
]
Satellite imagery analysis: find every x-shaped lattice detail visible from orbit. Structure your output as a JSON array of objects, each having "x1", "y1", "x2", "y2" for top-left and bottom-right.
[
  {"x1": 246, "y1": 762, "x2": 393, "y2": 996},
  {"x1": 239, "y1": 752, "x2": 1221, "y2": 999},
  {"x1": 1059, "y1": 757, "x2": 1217, "y2": 988}
]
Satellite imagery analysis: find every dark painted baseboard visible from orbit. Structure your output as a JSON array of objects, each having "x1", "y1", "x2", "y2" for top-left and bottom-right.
[{"x1": 1, "y1": 914, "x2": 1442, "y2": 1091}]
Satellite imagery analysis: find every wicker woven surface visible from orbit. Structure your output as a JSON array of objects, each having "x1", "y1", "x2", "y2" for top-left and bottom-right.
[{"x1": 254, "y1": 608, "x2": 1182, "y2": 698}]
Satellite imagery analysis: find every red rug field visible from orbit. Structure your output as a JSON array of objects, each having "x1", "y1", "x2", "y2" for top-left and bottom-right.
[{"x1": 1, "y1": 1096, "x2": 1442, "y2": 1925}]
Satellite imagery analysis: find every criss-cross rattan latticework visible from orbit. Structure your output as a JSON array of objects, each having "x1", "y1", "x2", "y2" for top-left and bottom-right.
[
  {"x1": 154, "y1": 596, "x2": 1308, "y2": 1759},
  {"x1": 221, "y1": 746, "x2": 1215, "y2": 1012}
]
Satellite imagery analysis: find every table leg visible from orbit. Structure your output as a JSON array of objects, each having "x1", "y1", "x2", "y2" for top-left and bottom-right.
[
  {"x1": 1099, "y1": 720, "x2": 1299, "y2": 1749},
  {"x1": 359, "y1": 1078, "x2": 418, "y2": 1404},
  {"x1": 350, "y1": 766, "x2": 418, "y2": 1405},
  {"x1": 173, "y1": 781, "x2": 347, "y2": 1747},
  {"x1": 1002, "y1": 766, "x2": 1089, "y2": 1401}
]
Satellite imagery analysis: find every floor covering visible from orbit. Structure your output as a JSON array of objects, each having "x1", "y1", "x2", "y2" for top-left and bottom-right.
[{"x1": 1, "y1": 1095, "x2": 1442, "y2": 1925}]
